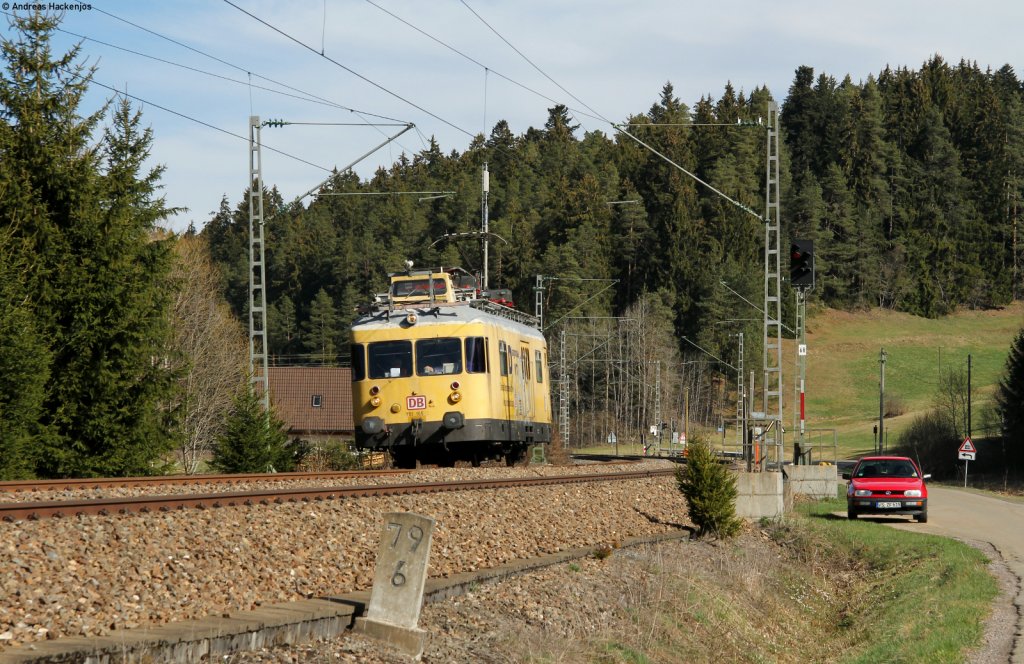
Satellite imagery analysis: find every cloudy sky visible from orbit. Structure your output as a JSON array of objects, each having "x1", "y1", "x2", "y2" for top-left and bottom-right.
[{"x1": 3, "y1": 0, "x2": 1020, "y2": 231}]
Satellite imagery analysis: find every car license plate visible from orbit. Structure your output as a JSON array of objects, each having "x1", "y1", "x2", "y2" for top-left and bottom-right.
[{"x1": 876, "y1": 501, "x2": 901, "y2": 509}]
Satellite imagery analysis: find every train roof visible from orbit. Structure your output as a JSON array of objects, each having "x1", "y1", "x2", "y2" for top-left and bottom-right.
[{"x1": 352, "y1": 299, "x2": 544, "y2": 339}]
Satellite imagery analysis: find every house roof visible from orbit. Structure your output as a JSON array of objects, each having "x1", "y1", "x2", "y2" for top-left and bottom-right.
[{"x1": 268, "y1": 366, "x2": 353, "y2": 434}]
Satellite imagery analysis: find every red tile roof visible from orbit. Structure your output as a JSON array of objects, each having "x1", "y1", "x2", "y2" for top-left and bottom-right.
[{"x1": 268, "y1": 367, "x2": 354, "y2": 434}]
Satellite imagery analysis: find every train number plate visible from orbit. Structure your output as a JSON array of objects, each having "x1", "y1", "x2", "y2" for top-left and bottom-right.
[
  {"x1": 876, "y1": 501, "x2": 901, "y2": 509},
  {"x1": 406, "y1": 395, "x2": 427, "y2": 411}
]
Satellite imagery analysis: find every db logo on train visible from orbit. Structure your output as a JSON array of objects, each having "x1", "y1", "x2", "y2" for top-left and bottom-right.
[{"x1": 406, "y1": 395, "x2": 427, "y2": 411}]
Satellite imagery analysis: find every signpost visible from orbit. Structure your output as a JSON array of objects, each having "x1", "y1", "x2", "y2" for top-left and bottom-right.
[{"x1": 958, "y1": 437, "x2": 977, "y2": 487}]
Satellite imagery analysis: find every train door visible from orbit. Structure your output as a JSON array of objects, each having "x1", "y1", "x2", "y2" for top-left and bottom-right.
[
  {"x1": 498, "y1": 338, "x2": 513, "y2": 440},
  {"x1": 517, "y1": 342, "x2": 535, "y2": 420}
]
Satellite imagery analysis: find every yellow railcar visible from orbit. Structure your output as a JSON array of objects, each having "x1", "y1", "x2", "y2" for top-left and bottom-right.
[{"x1": 351, "y1": 269, "x2": 552, "y2": 467}]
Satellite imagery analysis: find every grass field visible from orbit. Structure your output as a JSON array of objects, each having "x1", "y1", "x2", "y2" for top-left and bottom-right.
[
  {"x1": 575, "y1": 302, "x2": 1024, "y2": 462},
  {"x1": 793, "y1": 302, "x2": 1024, "y2": 459}
]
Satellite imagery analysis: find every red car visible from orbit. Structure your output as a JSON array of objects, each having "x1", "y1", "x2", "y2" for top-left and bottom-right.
[{"x1": 843, "y1": 455, "x2": 930, "y2": 522}]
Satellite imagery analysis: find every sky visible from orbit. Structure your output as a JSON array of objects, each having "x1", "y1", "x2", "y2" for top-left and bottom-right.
[{"x1": 2, "y1": 0, "x2": 1021, "y2": 232}]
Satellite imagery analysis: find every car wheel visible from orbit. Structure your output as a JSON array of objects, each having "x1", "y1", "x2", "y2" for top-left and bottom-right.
[
  {"x1": 914, "y1": 507, "x2": 928, "y2": 523},
  {"x1": 847, "y1": 507, "x2": 857, "y2": 520}
]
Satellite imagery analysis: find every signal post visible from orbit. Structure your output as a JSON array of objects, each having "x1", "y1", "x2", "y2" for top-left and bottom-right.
[{"x1": 790, "y1": 240, "x2": 814, "y2": 463}]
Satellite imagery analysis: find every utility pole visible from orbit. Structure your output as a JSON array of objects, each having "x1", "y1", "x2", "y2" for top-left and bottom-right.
[
  {"x1": 794, "y1": 287, "x2": 808, "y2": 463},
  {"x1": 736, "y1": 332, "x2": 744, "y2": 449},
  {"x1": 481, "y1": 163, "x2": 490, "y2": 290},
  {"x1": 248, "y1": 116, "x2": 270, "y2": 414},
  {"x1": 878, "y1": 348, "x2": 887, "y2": 454},
  {"x1": 763, "y1": 101, "x2": 784, "y2": 467},
  {"x1": 967, "y1": 353, "x2": 972, "y2": 438},
  {"x1": 559, "y1": 330, "x2": 569, "y2": 448}
]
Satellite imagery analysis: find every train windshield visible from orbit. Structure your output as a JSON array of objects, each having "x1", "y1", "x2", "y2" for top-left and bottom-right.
[
  {"x1": 465, "y1": 337, "x2": 487, "y2": 373},
  {"x1": 391, "y1": 278, "x2": 447, "y2": 297},
  {"x1": 416, "y1": 338, "x2": 462, "y2": 375},
  {"x1": 368, "y1": 340, "x2": 412, "y2": 378},
  {"x1": 351, "y1": 344, "x2": 365, "y2": 381}
]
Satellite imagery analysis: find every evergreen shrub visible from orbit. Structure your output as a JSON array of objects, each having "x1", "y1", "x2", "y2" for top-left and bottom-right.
[
  {"x1": 676, "y1": 437, "x2": 742, "y2": 538},
  {"x1": 211, "y1": 387, "x2": 295, "y2": 474}
]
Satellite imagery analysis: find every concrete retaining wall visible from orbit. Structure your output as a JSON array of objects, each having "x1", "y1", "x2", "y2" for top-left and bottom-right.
[
  {"x1": 734, "y1": 471, "x2": 784, "y2": 519},
  {"x1": 783, "y1": 465, "x2": 839, "y2": 499}
]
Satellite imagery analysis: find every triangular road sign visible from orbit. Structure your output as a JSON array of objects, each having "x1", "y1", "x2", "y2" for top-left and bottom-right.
[{"x1": 959, "y1": 437, "x2": 976, "y2": 453}]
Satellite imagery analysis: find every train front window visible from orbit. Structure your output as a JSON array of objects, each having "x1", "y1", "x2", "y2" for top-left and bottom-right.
[
  {"x1": 351, "y1": 344, "x2": 365, "y2": 381},
  {"x1": 466, "y1": 337, "x2": 488, "y2": 373},
  {"x1": 416, "y1": 338, "x2": 462, "y2": 375},
  {"x1": 391, "y1": 278, "x2": 447, "y2": 297},
  {"x1": 368, "y1": 340, "x2": 412, "y2": 378}
]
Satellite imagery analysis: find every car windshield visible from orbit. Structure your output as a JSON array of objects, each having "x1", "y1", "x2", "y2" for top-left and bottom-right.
[{"x1": 855, "y1": 460, "x2": 918, "y2": 479}]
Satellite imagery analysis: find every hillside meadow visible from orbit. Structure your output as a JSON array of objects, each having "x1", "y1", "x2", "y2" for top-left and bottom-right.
[{"x1": 791, "y1": 301, "x2": 1024, "y2": 459}]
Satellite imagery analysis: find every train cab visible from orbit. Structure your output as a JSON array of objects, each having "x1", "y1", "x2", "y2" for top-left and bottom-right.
[{"x1": 351, "y1": 267, "x2": 551, "y2": 467}]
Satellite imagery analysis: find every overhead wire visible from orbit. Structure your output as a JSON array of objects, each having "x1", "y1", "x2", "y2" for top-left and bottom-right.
[
  {"x1": 62, "y1": 66, "x2": 333, "y2": 173},
  {"x1": 455, "y1": 1, "x2": 765, "y2": 221},
  {"x1": 222, "y1": 0, "x2": 477, "y2": 141},
  {"x1": 90, "y1": 6, "x2": 408, "y2": 124},
  {"x1": 362, "y1": 0, "x2": 605, "y2": 125},
  {"x1": 81, "y1": 6, "x2": 423, "y2": 161},
  {"x1": 458, "y1": 0, "x2": 611, "y2": 126},
  {"x1": 46, "y1": 21, "x2": 380, "y2": 115}
]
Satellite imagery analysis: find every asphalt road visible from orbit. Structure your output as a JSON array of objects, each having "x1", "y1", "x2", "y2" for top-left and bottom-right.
[{"x1": 869, "y1": 485, "x2": 1023, "y2": 662}]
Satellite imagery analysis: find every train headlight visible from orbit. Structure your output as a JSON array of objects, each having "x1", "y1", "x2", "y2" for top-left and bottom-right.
[
  {"x1": 369, "y1": 385, "x2": 380, "y2": 396},
  {"x1": 449, "y1": 391, "x2": 462, "y2": 403},
  {"x1": 442, "y1": 411, "x2": 464, "y2": 429},
  {"x1": 361, "y1": 417, "x2": 384, "y2": 434},
  {"x1": 450, "y1": 381, "x2": 460, "y2": 390},
  {"x1": 390, "y1": 403, "x2": 400, "y2": 413},
  {"x1": 370, "y1": 396, "x2": 382, "y2": 408},
  {"x1": 406, "y1": 312, "x2": 418, "y2": 326}
]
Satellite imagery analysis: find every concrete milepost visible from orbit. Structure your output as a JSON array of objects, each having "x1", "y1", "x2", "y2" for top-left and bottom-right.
[{"x1": 355, "y1": 512, "x2": 436, "y2": 659}]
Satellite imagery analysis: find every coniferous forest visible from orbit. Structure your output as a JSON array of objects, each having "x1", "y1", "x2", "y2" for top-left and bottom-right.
[
  {"x1": 3, "y1": 12, "x2": 1024, "y2": 478},
  {"x1": 206, "y1": 59, "x2": 1024, "y2": 357}
]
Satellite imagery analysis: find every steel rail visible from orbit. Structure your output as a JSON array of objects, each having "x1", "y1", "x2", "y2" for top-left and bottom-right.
[
  {"x1": 0, "y1": 470, "x2": 410, "y2": 493},
  {"x1": 0, "y1": 469, "x2": 676, "y2": 522}
]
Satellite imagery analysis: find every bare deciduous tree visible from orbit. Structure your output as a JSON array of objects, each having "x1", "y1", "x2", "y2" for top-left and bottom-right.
[
  {"x1": 167, "y1": 236, "x2": 247, "y2": 474},
  {"x1": 935, "y1": 364, "x2": 971, "y2": 441}
]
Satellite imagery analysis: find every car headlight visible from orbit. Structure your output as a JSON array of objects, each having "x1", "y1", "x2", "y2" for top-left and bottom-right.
[
  {"x1": 854, "y1": 489, "x2": 872, "y2": 497},
  {"x1": 904, "y1": 489, "x2": 922, "y2": 497}
]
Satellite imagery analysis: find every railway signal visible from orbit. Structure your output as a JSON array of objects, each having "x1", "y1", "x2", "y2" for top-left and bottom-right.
[{"x1": 789, "y1": 240, "x2": 814, "y2": 288}]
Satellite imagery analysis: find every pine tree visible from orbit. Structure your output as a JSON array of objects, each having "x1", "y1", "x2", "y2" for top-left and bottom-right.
[
  {"x1": 302, "y1": 288, "x2": 339, "y2": 364},
  {"x1": 1, "y1": 15, "x2": 179, "y2": 477},
  {"x1": 676, "y1": 437, "x2": 742, "y2": 538},
  {"x1": 0, "y1": 234, "x2": 50, "y2": 479},
  {"x1": 996, "y1": 330, "x2": 1024, "y2": 469},
  {"x1": 211, "y1": 386, "x2": 294, "y2": 473}
]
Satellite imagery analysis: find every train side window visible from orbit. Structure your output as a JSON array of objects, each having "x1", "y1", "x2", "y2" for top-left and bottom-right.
[
  {"x1": 368, "y1": 340, "x2": 412, "y2": 379},
  {"x1": 498, "y1": 340, "x2": 508, "y2": 376},
  {"x1": 416, "y1": 337, "x2": 462, "y2": 375},
  {"x1": 466, "y1": 337, "x2": 488, "y2": 373},
  {"x1": 535, "y1": 350, "x2": 543, "y2": 383},
  {"x1": 351, "y1": 344, "x2": 366, "y2": 381},
  {"x1": 521, "y1": 347, "x2": 530, "y2": 380}
]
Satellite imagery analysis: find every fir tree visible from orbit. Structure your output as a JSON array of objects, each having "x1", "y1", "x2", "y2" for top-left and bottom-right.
[
  {"x1": 996, "y1": 330, "x2": 1024, "y2": 468},
  {"x1": 211, "y1": 386, "x2": 294, "y2": 473},
  {"x1": 676, "y1": 437, "x2": 742, "y2": 538},
  {"x1": 0, "y1": 234, "x2": 50, "y2": 479},
  {"x1": 1, "y1": 14, "x2": 179, "y2": 477},
  {"x1": 302, "y1": 288, "x2": 339, "y2": 364}
]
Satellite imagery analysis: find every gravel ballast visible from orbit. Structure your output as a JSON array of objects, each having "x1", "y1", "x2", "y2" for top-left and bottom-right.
[{"x1": 0, "y1": 461, "x2": 688, "y2": 652}]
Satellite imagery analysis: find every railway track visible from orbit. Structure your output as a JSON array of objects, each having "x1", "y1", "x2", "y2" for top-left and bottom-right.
[
  {"x1": 0, "y1": 469, "x2": 409, "y2": 493},
  {"x1": 0, "y1": 468, "x2": 676, "y2": 522}
]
